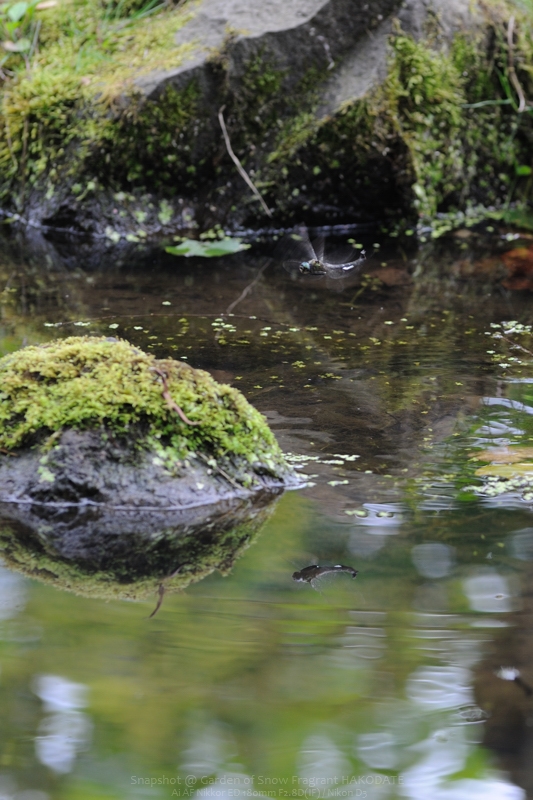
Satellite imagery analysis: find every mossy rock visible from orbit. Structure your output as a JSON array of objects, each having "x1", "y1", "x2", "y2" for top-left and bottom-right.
[
  {"x1": 0, "y1": 336, "x2": 296, "y2": 601},
  {"x1": 2, "y1": 0, "x2": 532, "y2": 235},
  {"x1": 0, "y1": 335, "x2": 289, "y2": 474}
]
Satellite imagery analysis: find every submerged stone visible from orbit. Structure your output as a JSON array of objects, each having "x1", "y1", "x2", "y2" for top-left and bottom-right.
[{"x1": 0, "y1": 336, "x2": 297, "y2": 598}]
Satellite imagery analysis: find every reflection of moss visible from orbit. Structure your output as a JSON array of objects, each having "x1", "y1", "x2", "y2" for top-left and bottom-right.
[
  {"x1": 0, "y1": 337, "x2": 287, "y2": 476},
  {"x1": 0, "y1": 499, "x2": 276, "y2": 600}
]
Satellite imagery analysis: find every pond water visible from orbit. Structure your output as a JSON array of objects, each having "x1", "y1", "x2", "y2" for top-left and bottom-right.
[{"x1": 1, "y1": 228, "x2": 533, "y2": 799}]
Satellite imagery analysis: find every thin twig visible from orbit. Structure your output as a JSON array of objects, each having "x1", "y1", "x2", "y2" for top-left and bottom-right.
[
  {"x1": 507, "y1": 16, "x2": 527, "y2": 113},
  {"x1": 150, "y1": 367, "x2": 201, "y2": 425},
  {"x1": 218, "y1": 105, "x2": 273, "y2": 219},
  {"x1": 196, "y1": 450, "x2": 243, "y2": 490},
  {"x1": 147, "y1": 562, "x2": 187, "y2": 617},
  {"x1": 148, "y1": 583, "x2": 165, "y2": 618},
  {"x1": 225, "y1": 260, "x2": 269, "y2": 314},
  {"x1": 28, "y1": 19, "x2": 41, "y2": 66},
  {"x1": 499, "y1": 332, "x2": 533, "y2": 357}
]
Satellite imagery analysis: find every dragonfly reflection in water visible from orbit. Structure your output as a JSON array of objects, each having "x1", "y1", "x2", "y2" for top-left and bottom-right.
[
  {"x1": 278, "y1": 228, "x2": 366, "y2": 278},
  {"x1": 292, "y1": 564, "x2": 358, "y2": 588}
]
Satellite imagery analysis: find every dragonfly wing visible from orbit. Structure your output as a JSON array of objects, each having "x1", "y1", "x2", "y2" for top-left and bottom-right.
[
  {"x1": 274, "y1": 228, "x2": 316, "y2": 265},
  {"x1": 311, "y1": 235, "x2": 325, "y2": 261},
  {"x1": 282, "y1": 259, "x2": 304, "y2": 276},
  {"x1": 323, "y1": 265, "x2": 357, "y2": 280},
  {"x1": 323, "y1": 251, "x2": 367, "y2": 277}
]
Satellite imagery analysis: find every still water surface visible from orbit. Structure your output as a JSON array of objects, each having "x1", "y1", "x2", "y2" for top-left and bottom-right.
[{"x1": 0, "y1": 231, "x2": 533, "y2": 799}]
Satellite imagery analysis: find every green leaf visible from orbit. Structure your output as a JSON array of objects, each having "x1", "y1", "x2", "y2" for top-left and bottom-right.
[
  {"x1": 516, "y1": 164, "x2": 532, "y2": 176},
  {"x1": 7, "y1": 1, "x2": 28, "y2": 21},
  {"x1": 502, "y1": 207, "x2": 533, "y2": 232},
  {"x1": 2, "y1": 36, "x2": 30, "y2": 50},
  {"x1": 165, "y1": 237, "x2": 251, "y2": 258}
]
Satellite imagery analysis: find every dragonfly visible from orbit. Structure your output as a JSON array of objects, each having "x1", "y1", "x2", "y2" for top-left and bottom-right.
[{"x1": 277, "y1": 228, "x2": 366, "y2": 279}]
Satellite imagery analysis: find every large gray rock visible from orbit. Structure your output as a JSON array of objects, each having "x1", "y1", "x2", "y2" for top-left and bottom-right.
[
  {"x1": 138, "y1": 0, "x2": 479, "y2": 104},
  {"x1": 13, "y1": 0, "x2": 527, "y2": 236}
]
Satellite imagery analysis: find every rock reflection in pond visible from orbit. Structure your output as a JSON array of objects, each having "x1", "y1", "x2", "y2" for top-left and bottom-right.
[{"x1": 0, "y1": 490, "x2": 280, "y2": 602}]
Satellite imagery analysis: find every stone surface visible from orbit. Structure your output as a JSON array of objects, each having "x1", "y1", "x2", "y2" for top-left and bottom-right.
[
  {"x1": 0, "y1": 428, "x2": 295, "y2": 512},
  {"x1": 0, "y1": 427, "x2": 292, "y2": 599},
  {"x1": 137, "y1": 0, "x2": 400, "y2": 97},
  {"x1": 137, "y1": 0, "x2": 480, "y2": 116},
  {"x1": 5, "y1": 0, "x2": 525, "y2": 236}
]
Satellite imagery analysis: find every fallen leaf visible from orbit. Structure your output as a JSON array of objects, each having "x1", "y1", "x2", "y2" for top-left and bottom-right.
[
  {"x1": 475, "y1": 463, "x2": 533, "y2": 478},
  {"x1": 502, "y1": 244, "x2": 533, "y2": 290},
  {"x1": 471, "y1": 446, "x2": 533, "y2": 464}
]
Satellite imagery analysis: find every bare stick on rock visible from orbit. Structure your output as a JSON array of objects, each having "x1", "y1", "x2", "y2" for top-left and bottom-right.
[
  {"x1": 218, "y1": 106, "x2": 273, "y2": 219},
  {"x1": 508, "y1": 16, "x2": 527, "y2": 113}
]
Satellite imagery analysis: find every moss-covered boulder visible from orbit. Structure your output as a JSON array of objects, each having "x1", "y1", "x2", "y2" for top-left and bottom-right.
[
  {"x1": 0, "y1": 0, "x2": 531, "y2": 233},
  {"x1": 0, "y1": 336, "x2": 296, "y2": 600},
  {"x1": 0, "y1": 335, "x2": 296, "y2": 502}
]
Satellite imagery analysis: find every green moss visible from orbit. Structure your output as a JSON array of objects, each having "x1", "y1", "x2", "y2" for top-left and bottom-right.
[
  {"x1": 0, "y1": 336, "x2": 285, "y2": 471},
  {"x1": 0, "y1": 0, "x2": 196, "y2": 201},
  {"x1": 1, "y1": 0, "x2": 531, "y2": 223},
  {"x1": 97, "y1": 80, "x2": 203, "y2": 190},
  {"x1": 234, "y1": 50, "x2": 286, "y2": 136}
]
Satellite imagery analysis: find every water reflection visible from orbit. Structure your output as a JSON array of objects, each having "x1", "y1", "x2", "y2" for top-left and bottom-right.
[
  {"x1": 180, "y1": 721, "x2": 238, "y2": 778},
  {"x1": 463, "y1": 570, "x2": 513, "y2": 613},
  {"x1": 406, "y1": 666, "x2": 474, "y2": 709},
  {"x1": 348, "y1": 530, "x2": 387, "y2": 559},
  {"x1": 510, "y1": 528, "x2": 533, "y2": 561},
  {"x1": 1, "y1": 233, "x2": 533, "y2": 797},
  {"x1": 411, "y1": 543, "x2": 454, "y2": 579},
  {"x1": 0, "y1": 490, "x2": 280, "y2": 603},
  {"x1": 33, "y1": 675, "x2": 91, "y2": 774},
  {"x1": 0, "y1": 564, "x2": 26, "y2": 620},
  {"x1": 356, "y1": 732, "x2": 398, "y2": 770},
  {"x1": 298, "y1": 735, "x2": 351, "y2": 789},
  {"x1": 412, "y1": 582, "x2": 449, "y2": 612},
  {"x1": 401, "y1": 726, "x2": 523, "y2": 800}
]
